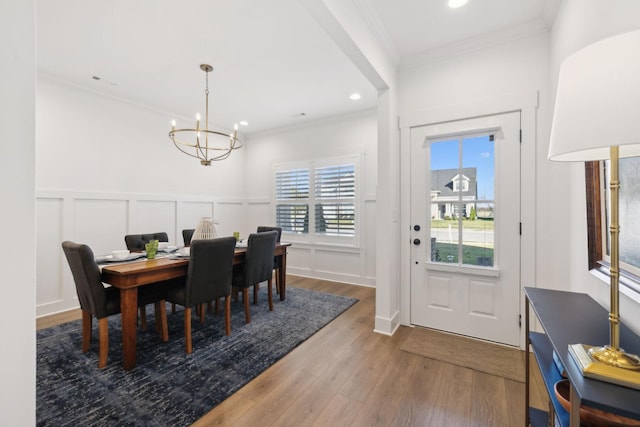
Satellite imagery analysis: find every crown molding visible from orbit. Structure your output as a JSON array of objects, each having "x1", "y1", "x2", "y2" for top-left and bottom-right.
[
  {"x1": 399, "y1": 18, "x2": 550, "y2": 71},
  {"x1": 541, "y1": 0, "x2": 561, "y2": 27},
  {"x1": 352, "y1": 0, "x2": 400, "y2": 67}
]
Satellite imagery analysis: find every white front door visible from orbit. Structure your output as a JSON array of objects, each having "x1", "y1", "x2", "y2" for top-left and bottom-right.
[{"x1": 410, "y1": 112, "x2": 521, "y2": 346}]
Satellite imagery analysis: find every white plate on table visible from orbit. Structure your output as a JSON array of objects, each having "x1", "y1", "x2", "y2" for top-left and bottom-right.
[
  {"x1": 158, "y1": 245, "x2": 178, "y2": 253},
  {"x1": 99, "y1": 253, "x2": 145, "y2": 263}
]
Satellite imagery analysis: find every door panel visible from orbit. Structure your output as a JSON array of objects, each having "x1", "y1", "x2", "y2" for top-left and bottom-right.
[{"x1": 410, "y1": 112, "x2": 521, "y2": 346}]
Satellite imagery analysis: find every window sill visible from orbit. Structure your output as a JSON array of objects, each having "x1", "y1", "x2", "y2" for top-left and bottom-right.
[
  {"x1": 425, "y1": 262, "x2": 500, "y2": 277},
  {"x1": 590, "y1": 264, "x2": 640, "y2": 305}
]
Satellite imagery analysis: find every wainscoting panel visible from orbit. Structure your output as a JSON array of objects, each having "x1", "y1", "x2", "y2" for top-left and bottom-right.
[
  {"x1": 37, "y1": 191, "x2": 377, "y2": 317},
  {"x1": 36, "y1": 198, "x2": 64, "y2": 307},
  {"x1": 214, "y1": 201, "x2": 245, "y2": 238},
  {"x1": 74, "y1": 198, "x2": 129, "y2": 255},
  {"x1": 246, "y1": 200, "x2": 271, "y2": 236},
  {"x1": 315, "y1": 249, "x2": 360, "y2": 277},
  {"x1": 132, "y1": 200, "x2": 177, "y2": 243},
  {"x1": 288, "y1": 246, "x2": 312, "y2": 273},
  {"x1": 179, "y1": 201, "x2": 214, "y2": 235},
  {"x1": 35, "y1": 191, "x2": 231, "y2": 317}
]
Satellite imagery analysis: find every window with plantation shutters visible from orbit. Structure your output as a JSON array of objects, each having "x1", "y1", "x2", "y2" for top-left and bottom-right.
[
  {"x1": 275, "y1": 168, "x2": 309, "y2": 233},
  {"x1": 314, "y1": 164, "x2": 355, "y2": 236},
  {"x1": 274, "y1": 156, "x2": 359, "y2": 244}
]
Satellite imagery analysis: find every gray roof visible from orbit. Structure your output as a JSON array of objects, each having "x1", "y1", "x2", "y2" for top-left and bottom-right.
[{"x1": 430, "y1": 168, "x2": 477, "y2": 198}]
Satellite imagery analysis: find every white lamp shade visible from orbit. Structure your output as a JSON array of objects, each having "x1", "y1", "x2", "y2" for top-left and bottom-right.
[{"x1": 548, "y1": 30, "x2": 640, "y2": 162}]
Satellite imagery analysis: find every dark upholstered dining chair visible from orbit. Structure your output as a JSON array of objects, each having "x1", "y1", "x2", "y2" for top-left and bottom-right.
[
  {"x1": 61, "y1": 241, "x2": 168, "y2": 368},
  {"x1": 182, "y1": 229, "x2": 195, "y2": 247},
  {"x1": 232, "y1": 231, "x2": 278, "y2": 323},
  {"x1": 257, "y1": 225, "x2": 282, "y2": 293},
  {"x1": 124, "y1": 232, "x2": 169, "y2": 252},
  {"x1": 123, "y1": 232, "x2": 171, "y2": 327},
  {"x1": 167, "y1": 237, "x2": 237, "y2": 354}
]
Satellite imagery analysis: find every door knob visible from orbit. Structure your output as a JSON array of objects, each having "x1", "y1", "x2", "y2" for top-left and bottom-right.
[
  {"x1": 413, "y1": 239, "x2": 421, "y2": 245},
  {"x1": 414, "y1": 225, "x2": 421, "y2": 231}
]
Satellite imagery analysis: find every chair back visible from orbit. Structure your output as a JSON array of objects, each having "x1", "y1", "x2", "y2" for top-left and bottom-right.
[
  {"x1": 185, "y1": 237, "x2": 237, "y2": 306},
  {"x1": 241, "y1": 231, "x2": 278, "y2": 286},
  {"x1": 61, "y1": 241, "x2": 116, "y2": 319},
  {"x1": 182, "y1": 229, "x2": 195, "y2": 246},
  {"x1": 257, "y1": 226, "x2": 282, "y2": 268},
  {"x1": 124, "y1": 232, "x2": 169, "y2": 251},
  {"x1": 257, "y1": 226, "x2": 282, "y2": 243}
]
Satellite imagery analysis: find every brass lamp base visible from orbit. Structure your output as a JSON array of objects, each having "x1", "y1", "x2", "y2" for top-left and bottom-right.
[
  {"x1": 589, "y1": 345, "x2": 640, "y2": 370},
  {"x1": 569, "y1": 344, "x2": 640, "y2": 390}
]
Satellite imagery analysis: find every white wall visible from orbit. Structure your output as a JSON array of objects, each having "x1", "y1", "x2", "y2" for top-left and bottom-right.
[
  {"x1": 36, "y1": 77, "x2": 249, "y2": 316},
  {"x1": 244, "y1": 111, "x2": 378, "y2": 286},
  {"x1": 0, "y1": 0, "x2": 36, "y2": 423},
  {"x1": 397, "y1": 31, "x2": 550, "y2": 336},
  {"x1": 549, "y1": 0, "x2": 640, "y2": 333},
  {"x1": 35, "y1": 78, "x2": 378, "y2": 316}
]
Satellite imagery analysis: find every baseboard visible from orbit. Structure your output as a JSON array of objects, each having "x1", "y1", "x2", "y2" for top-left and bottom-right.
[{"x1": 374, "y1": 310, "x2": 400, "y2": 336}]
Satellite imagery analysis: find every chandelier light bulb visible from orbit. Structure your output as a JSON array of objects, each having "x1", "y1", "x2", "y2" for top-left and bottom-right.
[{"x1": 196, "y1": 113, "x2": 201, "y2": 121}]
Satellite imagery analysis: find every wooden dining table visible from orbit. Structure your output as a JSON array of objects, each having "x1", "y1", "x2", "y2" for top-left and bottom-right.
[{"x1": 100, "y1": 243, "x2": 291, "y2": 370}]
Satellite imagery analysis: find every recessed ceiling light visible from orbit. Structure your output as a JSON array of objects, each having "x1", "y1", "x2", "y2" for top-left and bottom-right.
[
  {"x1": 239, "y1": 120, "x2": 249, "y2": 126},
  {"x1": 448, "y1": 0, "x2": 468, "y2": 8},
  {"x1": 349, "y1": 93, "x2": 361, "y2": 101}
]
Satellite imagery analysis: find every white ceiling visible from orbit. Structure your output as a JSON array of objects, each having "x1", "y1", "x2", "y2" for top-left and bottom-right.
[{"x1": 36, "y1": 0, "x2": 557, "y2": 135}]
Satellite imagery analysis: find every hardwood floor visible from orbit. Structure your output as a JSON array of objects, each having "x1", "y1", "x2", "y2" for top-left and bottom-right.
[{"x1": 38, "y1": 276, "x2": 548, "y2": 426}]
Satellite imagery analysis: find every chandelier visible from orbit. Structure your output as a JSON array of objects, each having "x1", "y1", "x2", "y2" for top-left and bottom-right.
[{"x1": 169, "y1": 64, "x2": 242, "y2": 166}]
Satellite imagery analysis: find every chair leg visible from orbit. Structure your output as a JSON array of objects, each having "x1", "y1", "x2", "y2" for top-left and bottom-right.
[
  {"x1": 184, "y1": 306, "x2": 193, "y2": 354},
  {"x1": 225, "y1": 295, "x2": 231, "y2": 336},
  {"x1": 268, "y1": 278, "x2": 274, "y2": 311},
  {"x1": 214, "y1": 298, "x2": 219, "y2": 315},
  {"x1": 207, "y1": 301, "x2": 213, "y2": 312},
  {"x1": 199, "y1": 303, "x2": 206, "y2": 324},
  {"x1": 243, "y1": 288, "x2": 251, "y2": 323},
  {"x1": 253, "y1": 284, "x2": 259, "y2": 305},
  {"x1": 81, "y1": 310, "x2": 92, "y2": 353},
  {"x1": 155, "y1": 300, "x2": 168, "y2": 342},
  {"x1": 171, "y1": 303, "x2": 176, "y2": 314},
  {"x1": 98, "y1": 317, "x2": 109, "y2": 369},
  {"x1": 139, "y1": 306, "x2": 147, "y2": 330},
  {"x1": 274, "y1": 268, "x2": 279, "y2": 295}
]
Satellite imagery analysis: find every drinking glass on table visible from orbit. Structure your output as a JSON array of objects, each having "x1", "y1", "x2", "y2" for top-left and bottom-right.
[{"x1": 146, "y1": 240, "x2": 159, "y2": 259}]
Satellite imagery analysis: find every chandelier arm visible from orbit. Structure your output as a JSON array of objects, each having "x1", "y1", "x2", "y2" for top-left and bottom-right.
[{"x1": 170, "y1": 135, "x2": 207, "y2": 161}]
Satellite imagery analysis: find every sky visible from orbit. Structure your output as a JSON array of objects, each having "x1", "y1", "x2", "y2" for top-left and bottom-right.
[{"x1": 430, "y1": 134, "x2": 495, "y2": 200}]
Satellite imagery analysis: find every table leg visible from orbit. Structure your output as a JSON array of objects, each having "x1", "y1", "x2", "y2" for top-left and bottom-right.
[
  {"x1": 120, "y1": 287, "x2": 138, "y2": 370},
  {"x1": 279, "y1": 251, "x2": 287, "y2": 300}
]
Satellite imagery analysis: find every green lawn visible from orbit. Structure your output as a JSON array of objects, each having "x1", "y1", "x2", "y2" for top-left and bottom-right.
[{"x1": 432, "y1": 242, "x2": 494, "y2": 266}]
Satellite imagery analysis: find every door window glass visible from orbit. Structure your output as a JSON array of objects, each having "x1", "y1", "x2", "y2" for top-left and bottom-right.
[{"x1": 430, "y1": 135, "x2": 495, "y2": 267}]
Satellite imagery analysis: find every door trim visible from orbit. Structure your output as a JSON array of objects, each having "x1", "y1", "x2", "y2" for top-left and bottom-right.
[{"x1": 399, "y1": 91, "x2": 539, "y2": 350}]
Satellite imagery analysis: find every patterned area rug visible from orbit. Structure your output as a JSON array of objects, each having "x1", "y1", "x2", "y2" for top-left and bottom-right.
[
  {"x1": 401, "y1": 326, "x2": 526, "y2": 382},
  {"x1": 37, "y1": 287, "x2": 357, "y2": 426}
]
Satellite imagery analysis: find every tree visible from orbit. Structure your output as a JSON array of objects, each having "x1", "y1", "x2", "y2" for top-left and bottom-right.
[{"x1": 470, "y1": 206, "x2": 477, "y2": 220}]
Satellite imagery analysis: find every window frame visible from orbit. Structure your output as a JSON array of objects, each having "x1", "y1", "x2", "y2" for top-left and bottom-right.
[
  {"x1": 273, "y1": 155, "x2": 361, "y2": 248},
  {"x1": 585, "y1": 161, "x2": 640, "y2": 297}
]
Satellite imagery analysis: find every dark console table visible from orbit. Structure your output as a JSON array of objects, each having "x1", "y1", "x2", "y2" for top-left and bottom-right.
[{"x1": 524, "y1": 287, "x2": 640, "y2": 426}]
